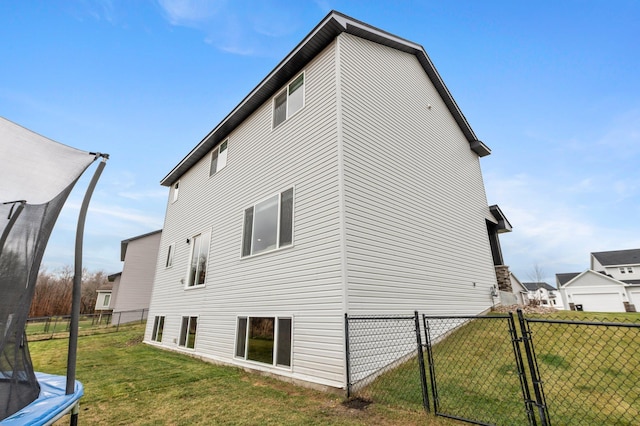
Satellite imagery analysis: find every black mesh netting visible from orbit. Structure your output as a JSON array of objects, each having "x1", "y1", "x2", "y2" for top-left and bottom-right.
[{"x1": 0, "y1": 116, "x2": 96, "y2": 420}]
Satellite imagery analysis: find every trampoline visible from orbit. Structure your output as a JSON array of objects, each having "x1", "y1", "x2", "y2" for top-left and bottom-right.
[{"x1": 0, "y1": 116, "x2": 107, "y2": 425}]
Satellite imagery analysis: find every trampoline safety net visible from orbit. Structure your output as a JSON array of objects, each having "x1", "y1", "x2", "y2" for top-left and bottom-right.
[{"x1": 0, "y1": 116, "x2": 99, "y2": 420}]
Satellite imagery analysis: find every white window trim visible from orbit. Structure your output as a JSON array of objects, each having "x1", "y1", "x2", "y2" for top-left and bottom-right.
[
  {"x1": 210, "y1": 139, "x2": 229, "y2": 177},
  {"x1": 178, "y1": 315, "x2": 199, "y2": 350},
  {"x1": 234, "y1": 314, "x2": 293, "y2": 370},
  {"x1": 102, "y1": 294, "x2": 111, "y2": 307},
  {"x1": 241, "y1": 187, "x2": 295, "y2": 259},
  {"x1": 272, "y1": 72, "x2": 305, "y2": 129},
  {"x1": 172, "y1": 181, "x2": 180, "y2": 203},
  {"x1": 185, "y1": 230, "x2": 211, "y2": 289}
]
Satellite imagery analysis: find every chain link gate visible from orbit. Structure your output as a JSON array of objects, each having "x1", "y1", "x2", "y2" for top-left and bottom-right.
[
  {"x1": 345, "y1": 310, "x2": 639, "y2": 425},
  {"x1": 423, "y1": 313, "x2": 541, "y2": 425}
]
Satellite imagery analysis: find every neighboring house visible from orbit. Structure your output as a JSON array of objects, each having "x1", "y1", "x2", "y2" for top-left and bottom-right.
[
  {"x1": 108, "y1": 230, "x2": 162, "y2": 324},
  {"x1": 144, "y1": 11, "x2": 510, "y2": 391},
  {"x1": 94, "y1": 281, "x2": 114, "y2": 312},
  {"x1": 509, "y1": 273, "x2": 528, "y2": 305},
  {"x1": 522, "y1": 282, "x2": 563, "y2": 309},
  {"x1": 557, "y1": 248, "x2": 640, "y2": 312}
]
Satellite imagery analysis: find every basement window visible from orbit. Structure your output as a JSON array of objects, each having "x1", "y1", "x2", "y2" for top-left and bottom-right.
[
  {"x1": 179, "y1": 316, "x2": 198, "y2": 349},
  {"x1": 235, "y1": 316, "x2": 292, "y2": 367}
]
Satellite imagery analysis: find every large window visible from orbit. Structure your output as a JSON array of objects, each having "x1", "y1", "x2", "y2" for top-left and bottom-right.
[
  {"x1": 179, "y1": 316, "x2": 198, "y2": 349},
  {"x1": 273, "y1": 73, "x2": 304, "y2": 128},
  {"x1": 210, "y1": 140, "x2": 228, "y2": 176},
  {"x1": 187, "y1": 232, "x2": 210, "y2": 287},
  {"x1": 102, "y1": 294, "x2": 111, "y2": 307},
  {"x1": 151, "y1": 316, "x2": 165, "y2": 342},
  {"x1": 242, "y1": 188, "x2": 293, "y2": 257},
  {"x1": 235, "y1": 316, "x2": 292, "y2": 367}
]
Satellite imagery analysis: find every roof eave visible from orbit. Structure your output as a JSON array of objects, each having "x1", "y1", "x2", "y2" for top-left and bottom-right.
[{"x1": 160, "y1": 10, "x2": 488, "y2": 186}]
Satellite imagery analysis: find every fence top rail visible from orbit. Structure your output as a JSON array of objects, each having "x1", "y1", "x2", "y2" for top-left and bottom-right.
[
  {"x1": 526, "y1": 317, "x2": 640, "y2": 328},
  {"x1": 422, "y1": 314, "x2": 512, "y2": 320},
  {"x1": 347, "y1": 315, "x2": 416, "y2": 321}
]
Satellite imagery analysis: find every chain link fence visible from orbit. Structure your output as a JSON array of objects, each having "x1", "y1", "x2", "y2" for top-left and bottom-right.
[
  {"x1": 26, "y1": 308, "x2": 147, "y2": 340},
  {"x1": 524, "y1": 315, "x2": 640, "y2": 425},
  {"x1": 345, "y1": 310, "x2": 640, "y2": 426},
  {"x1": 345, "y1": 313, "x2": 427, "y2": 411}
]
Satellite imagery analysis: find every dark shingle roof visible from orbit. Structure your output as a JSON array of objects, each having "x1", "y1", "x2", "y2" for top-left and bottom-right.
[
  {"x1": 592, "y1": 249, "x2": 640, "y2": 266},
  {"x1": 556, "y1": 273, "x2": 580, "y2": 286},
  {"x1": 622, "y1": 279, "x2": 640, "y2": 285},
  {"x1": 522, "y1": 282, "x2": 557, "y2": 292}
]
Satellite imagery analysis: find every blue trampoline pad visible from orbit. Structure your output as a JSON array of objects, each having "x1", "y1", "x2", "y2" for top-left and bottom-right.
[{"x1": 1, "y1": 373, "x2": 83, "y2": 425}]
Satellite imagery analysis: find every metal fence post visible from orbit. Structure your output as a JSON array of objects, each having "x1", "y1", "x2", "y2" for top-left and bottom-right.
[
  {"x1": 422, "y1": 314, "x2": 439, "y2": 414},
  {"x1": 414, "y1": 311, "x2": 430, "y2": 412},
  {"x1": 508, "y1": 312, "x2": 538, "y2": 426},
  {"x1": 517, "y1": 309, "x2": 550, "y2": 426},
  {"x1": 344, "y1": 313, "x2": 352, "y2": 398}
]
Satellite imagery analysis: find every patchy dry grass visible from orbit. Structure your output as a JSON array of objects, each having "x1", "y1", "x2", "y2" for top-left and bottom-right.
[{"x1": 29, "y1": 324, "x2": 458, "y2": 425}]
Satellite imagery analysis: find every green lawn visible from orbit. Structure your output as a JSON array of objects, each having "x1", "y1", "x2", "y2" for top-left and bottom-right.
[{"x1": 29, "y1": 324, "x2": 458, "y2": 425}]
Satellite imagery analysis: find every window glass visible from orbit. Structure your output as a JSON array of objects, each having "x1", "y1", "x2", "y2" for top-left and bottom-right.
[
  {"x1": 248, "y1": 317, "x2": 274, "y2": 364},
  {"x1": 276, "y1": 318, "x2": 292, "y2": 367},
  {"x1": 179, "y1": 317, "x2": 188, "y2": 346},
  {"x1": 273, "y1": 92, "x2": 287, "y2": 127},
  {"x1": 242, "y1": 188, "x2": 294, "y2": 257},
  {"x1": 279, "y1": 188, "x2": 294, "y2": 247},
  {"x1": 242, "y1": 208, "x2": 254, "y2": 257},
  {"x1": 210, "y1": 140, "x2": 228, "y2": 176},
  {"x1": 152, "y1": 316, "x2": 165, "y2": 342},
  {"x1": 166, "y1": 244, "x2": 174, "y2": 268},
  {"x1": 179, "y1": 316, "x2": 197, "y2": 349},
  {"x1": 173, "y1": 181, "x2": 179, "y2": 202},
  {"x1": 235, "y1": 317, "x2": 247, "y2": 358},
  {"x1": 288, "y1": 74, "x2": 304, "y2": 116},
  {"x1": 103, "y1": 294, "x2": 110, "y2": 307},
  {"x1": 252, "y1": 195, "x2": 279, "y2": 254},
  {"x1": 188, "y1": 233, "x2": 209, "y2": 287}
]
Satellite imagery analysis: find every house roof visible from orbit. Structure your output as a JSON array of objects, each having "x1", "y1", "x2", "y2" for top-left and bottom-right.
[
  {"x1": 120, "y1": 229, "x2": 162, "y2": 261},
  {"x1": 107, "y1": 272, "x2": 122, "y2": 282},
  {"x1": 489, "y1": 205, "x2": 512, "y2": 233},
  {"x1": 160, "y1": 10, "x2": 490, "y2": 187},
  {"x1": 591, "y1": 248, "x2": 640, "y2": 267},
  {"x1": 622, "y1": 279, "x2": 640, "y2": 285},
  {"x1": 97, "y1": 281, "x2": 113, "y2": 291},
  {"x1": 522, "y1": 282, "x2": 557, "y2": 291},
  {"x1": 556, "y1": 272, "x2": 580, "y2": 286}
]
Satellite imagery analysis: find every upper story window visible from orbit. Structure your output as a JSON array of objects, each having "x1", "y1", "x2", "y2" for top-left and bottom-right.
[
  {"x1": 187, "y1": 232, "x2": 210, "y2": 287},
  {"x1": 627, "y1": 267, "x2": 634, "y2": 273},
  {"x1": 210, "y1": 140, "x2": 228, "y2": 176},
  {"x1": 273, "y1": 73, "x2": 304, "y2": 128},
  {"x1": 172, "y1": 181, "x2": 180, "y2": 203},
  {"x1": 619, "y1": 267, "x2": 627, "y2": 274},
  {"x1": 242, "y1": 188, "x2": 293, "y2": 257},
  {"x1": 103, "y1": 294, "x2": 111, "y2": 307},
  {"x1": 165, "y1": 243, "x2": 175, "y2": 268}
]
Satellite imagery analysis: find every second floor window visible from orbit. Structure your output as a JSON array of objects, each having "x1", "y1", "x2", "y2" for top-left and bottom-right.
[
  {"x1": 210, "y1": 140, "x2": 228, "y2": 176},
  {"x1": 242, "y1": 188, "x2": 293, "y2": 257},
  {"x1": 188, "y1": 232, "x2": 210, "y2": 287},
  {"x1": 273, "y1": 73, "x2": 304, "y2": 128}
]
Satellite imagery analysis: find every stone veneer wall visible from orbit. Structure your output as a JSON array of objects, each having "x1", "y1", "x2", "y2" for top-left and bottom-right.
[{"x1": 495, "y1": 265, "x2": 512, "y2": 292}]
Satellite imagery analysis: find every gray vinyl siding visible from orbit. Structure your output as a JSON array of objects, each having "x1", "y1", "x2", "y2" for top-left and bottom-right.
[
  {"x1": 113, "y1": 232, "x2": 160, "y2": 321},
  {"x1": 338, "y1": 34, "x2": 497, "y2": 315},
  {"x1": 145, "y1": 42, "x2": 346, "y2": 387}
]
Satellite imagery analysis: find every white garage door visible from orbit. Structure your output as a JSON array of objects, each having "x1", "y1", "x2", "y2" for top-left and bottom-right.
[
  {"x1": 572, "y1": 293, "x2": 625, "y2": 313},
  {"x1": 629, "y1": 291, "x2": 640, "y2": 308}
]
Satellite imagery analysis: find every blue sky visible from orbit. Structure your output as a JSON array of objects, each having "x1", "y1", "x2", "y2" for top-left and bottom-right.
[{"x1": 1, "y1": 1, "x2": 638, "y2": 285}]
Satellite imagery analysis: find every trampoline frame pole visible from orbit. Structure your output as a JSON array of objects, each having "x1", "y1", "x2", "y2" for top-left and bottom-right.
[{"x1": 66, "y1": 157, "x2": 107, "y2": 423}]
